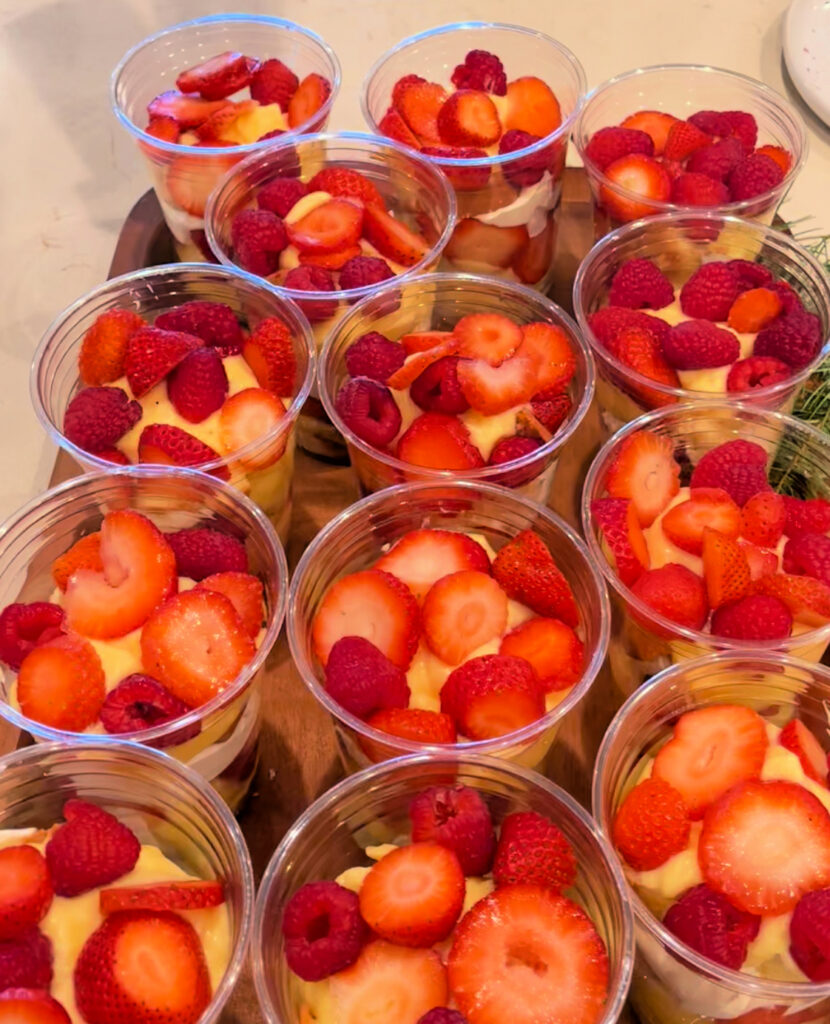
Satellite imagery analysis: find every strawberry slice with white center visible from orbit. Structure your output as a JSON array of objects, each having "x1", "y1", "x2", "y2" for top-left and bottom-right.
[
  {"x1": 456, "y1": 353, "x2": 537, "y2": 415},
  {"x1": 600, "y1": 153, "x2": 672, "y2": 222},
  {"x1": 440, "y1": 654, "x2": 545, "y2": 741},
  {"x1": 64, "y1": 510, "x2": 177, "y2": 639},
  {"x1": 175, "y1": 51, "x2": 256, "y2": 101},
  {"x1": 779, "y1": 719, "x2": 828, "y2": 786},
  {"x1": 375, "y1": 529, "x2": 491, "y2": 601},
  {"x1": 452, "y1": 313, "x2": 522, "y2": 366},
  {"x1": 699, "y1": 779, "x2": 830, "y2": 915},
  {"x1": 99, "y1": 880, "x2": 225, "y2": 914},
  {"x1": 605, "y1": 430, "x2": 681, "y2": 527},
  {"x1": 448, "y1": 884, "x2": 609, "y2": 1024},
  {"x1": 362, "y1": 204, "x2": 430, "y2": 268},
  {"x1": 17, "y1": 634, "x2": 106, "y2": 732},
  {"x1": 146, "y1": 90, "x2": 231, "y2": 128},
  {"x1": 652, "y1": 704, "x2": 768, "y2": 818},
  {"x1": 515, "y1": 322, "x2": 577, "y2": 394},
  {"x1": 195, "y1": 571, "x2": 264, "y2": 638},
  {"x1": 662, "y1": 488, "x2": 742, "y2": 555},
  {"x1": 287, "y1": 197, "x2": 364, "y2": 255},
  {"x1": 0, "y1": 990, "x2": 72, "y2": 1024},
  {"x1": 591, "y1": 497, "x2": 650, "y2": 586},
  {"x1": 166, "y1": 150, "x2": 240, "y2": 217},
  {"x1": 218, "y1": 387, "x2": 287, "y2": 469},
  {"x1": 446, "y1": 219, "x2": 529, "y2": 269},
  {"x1": 287, "y1": 72, "x2": 332, "y2": 129},
  {"x1": 421, "y1": 570, "x2": 508, "y2": 665}
]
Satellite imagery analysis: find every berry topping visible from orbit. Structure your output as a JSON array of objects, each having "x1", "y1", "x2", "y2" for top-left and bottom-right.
[
  {"x1": 282, "y1": 881, "x2": 366, "y2": 982},
  {"x1": 605, "y1": 430, "x2": 680, "y2": 527},
  {"x1": 780, "y1": 719, "x2": 828, "y2": 786},
  {"x1": 79, "y1": 309, "x2": 145, "y2": 386},
  {"x1": 664, "y1": 883, "x2": 761, "y2": 970},
  {"x1": 345, "y1": 332, "x2": 404, "y2": 384},
  {"x1": 420, "y1": 146, "x2": 491, "y2": 191},
  {"x1": 613, "y1": 778, "x2": 691, "y2": 871},
  {"x1": 176, "y1": 50, "x2": 254, "y2": 100},
  {"x1": 335, "y1": 378, "x2": 402, "y2": 448},
  {"x1": 0, "y1": 990, "x2": 70, "y2": 1024},
  {"x1": 257, "y1": 176, "x2": 308, "y2": 218},
  {"x1": 218, "y1": 388, "x2": 288, "y2": 469},
  {"x1": 396, "y1": 81, "x2": 448, "y2": 144},
  {"x1": 230, "y1": 208, "x2": 288, "y2": 276},
  {"x1": 146, "y1": 90, "x2": 230, "y2": 128},
  {"x1": 690, "y1": 440, "x2": 771, "y2": 506},
  {"x1": 587, "y1": 307, "x2": 670, "y2": 352},
  {"x1": 727, "y1": 287, "x2": 783, "y2": 333},
  {"x1": 727, "y1": 355, "x2": 791, "y2": 392},
  {"x1": 440, "y1": 654, "x2": 544, "y2": 741},
  {"x1": 663, "y1": 319, "x2": 741, "y2": 370},
  {"x1": 451, "y1": 50, "x2": 507, "y2": 96},
  {"x1": 410, "y1": 357, "x2": 470, "y2": 415},
  {"x1": 585, "y1": 126, "x2": 654, "y2": 171},
  {"x1": 155, "y1": 301, "x2": 243, "y2": 357},
  {"x1": 790, "y1": 888, "x2": 830, "y2": 981},
  {"x1": 437, "y1": 90, "x2": 502, "y2": 148},
  {"x1": 0, "y1": 847, "x2": 52, "y2": 940},
  {"x1": 453, "y1": 313, "x2": 522, "y2": 366},
  {"x1": 166, "y1": 526, "x2": 247, "y2": 581},
  {"x1": 166, "y1": 347, "x2": 228, "y2": 423},
  {"x1": 663, "y1": 120, "x2": 711, "y2": 161},
  {"x1": 630, "y1": 564, "x2": 708, "y2": 630},
  {"x1": 608, "y1": 258, "x2": 674, "y2": 310},
  {"x1": 784, "y1": 532, "x2": 830, "y2": 586},
  {"x1": 422, "y1": 570, "x2": 508, "y2": 666},
  {"x1": 16, "y1": 635, "x2": 105, "y2": 731},
  {"x1": 417, "y1": 1011, "x2": 468, "y2": 1024},
  {"x1": 686, "y1": 136, "x2": 744, "y2": 181},
  {"x1": 679, "y1": 263, "x2": 740, "y2": 322},
  {"x1": 99, "y1": 879, "x2": 224, "y2": 915},
  {"x1": 613, "y1": 325, "x2": 682, "y2": 396},
  {"x1": 287, "y1": 72, "x2": 332, "y2": 129},
  {"x1": 324, "y1": 636, "x2": 410, "y2": 718},
  {"x1": 362, "y1": 203, "x2": 430, "y2": 267},
  {"x1": 498, "y1": 130, "x2": 550, "y2": 187},
  {"x1": 376, "y1": 530, "x2": 490, "y2": 602},
  {"x1": 0, "y1": 928, "x2": 53, "y2": 990},
  {"x1": 196, "y1": 570, "x2": 264, "y2": 638},
  {"x1": 493, "y1": 811, "x2": 577, "y2": 889},
  {"x1": 492, "y1": 529, "x2": 578, "y2": 627},
  {"x1": 99, "y1": 674, "x2": 191, "y2": 738},
  {"x1": 754, "y1": 573, "x2": 830, "y2": 627},
  {"x1": 662, "y1": 488, "x2": 741, "y2": 555},
  {"x1": 727, "y1": 260, "x2": 774, "y2": 292},
  {"x1": 239, "y1": 318, "x2": 296, "y2": 398},
  {"x1": 396, "y1": 413, "x2": 485, "y2": 472},
  {"x1": 703, "y1": 527, "x2": 751, "y2": 608},
  {"x1": 754, "y1": 309, "x2": 823, "y2": 369},
  {"x1": 387, "y1": 338, "x2": 459, "y2": 391},
  {"x1": 124, "y1": 327, "x2": 202, "y2": 398},
  {"x1": 137, "y1": 424, "x2": 227, "y2": 476},
  {"x1": 620, "y1": 110, "x2": 678, "y2": 154},
  {"x1": 499, "y1": 617, "x2": 583, "y2": 692},
  {"x1": 739, "y1": 539, "x2": 779, "y2": 581},
  {"x1": 307, "y1": 167, "x2": 383, "y2": 208},
  {"x1": 488, "y1": 437, "x2": 543, "y2": 484},
  {"x1": 600, "y1": 153, "x2": 672, "y2": 222},
  {"x1": 288, "y1": 197, "x2": 363, "y2": 256},
  {"x1": 670, "y1": 172, "x2": 730, "y2": 206},
  {"x1": 367, "y1": 708, "x2": 457, "y2": 746},
  {"x1": 784, "y1": 497, "x2": 830, "y2": 537},
  {"x1": 0, "y1": 602, "x2": 65, "y2": 671},
  {"x1": 729, "y1": 152, "x2": 784, "y2": 201},
  {"x1": 248, "y1": 58, "x2": 298, "y2": 108},
  {"x1": 46, "y1": 800, "x2": 139, "y2": 897},
  {"x1": 505, "y1": 77, "x2": 562, "y2": 139},
  {"x1": 63, "y1": 387, "x2": 142, "y2": 455},
  {"x1": 455, "y1": 353, "x2": 536, "y2": 415},
  {"x1": 591, "y1": 497, "x2": 650, "y2": 587},
  {"x1": 379, "y1": 106, "x2": 421, "y2": 148},
  {"x1": 711, "y1": 593, "x2": 793, "y2": 639},
  {"x1": 339, "y1": 255, "x2": 395, "y2": 291},
  {"x1": 409, "y1": 785, "x2": 496, "y2": 876}
]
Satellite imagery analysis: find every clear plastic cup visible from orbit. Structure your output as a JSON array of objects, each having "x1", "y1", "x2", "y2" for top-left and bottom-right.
[
  {"x1": 318, "y1": 272, "x2": 595, "y2": 501},
  {"x1": 205, "y1": 131, "x2": 457, "y2": 459},
  {"x1": 111, "y1": 14, "x2": 341, "y2": 261},
  {"x1": 252, "y1": 751, "x2": 634, "y2": 1024},
  {"x1": 0, "y1": 740, "x2": 254, "y2": 1024},
  {"x1": 0, "y1": 466, "x2": 287, "y2": 813},
  {"x1": 593, "y1": 651, "x2": 830, "y2": 1024},
  {"x1": 573, "y1": 212, "x2": 830, "y2": 437},
  {"x1": 573, "y1": 65, "x2": 807, "y2": 239},
  {"x1": 361, "y1": 21, "x2": 586, "y2": 292},
  {"x1": 30, "y1": 262, "x2": 315, "y2": 541},
  {"x1": 581, "y1": 401, "x2": 830, "y2": 697},
  {"x1": 287, "y1": 480, "x2": 610, "y2": 772}
]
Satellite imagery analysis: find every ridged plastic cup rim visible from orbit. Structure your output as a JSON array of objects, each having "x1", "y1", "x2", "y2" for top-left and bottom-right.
[
  {"x1": 0, "y1": 464, "x2": 288, "y2": 747},
  {"x1": 572, "y1": 209, "x2": 830, "y2": 404},
  {"x1": 204, "y1": 130, "x2": 458, "y2": 302},
  {"x1": 110, "y1": 12, "x2": 342, "y2": 157},
  {"x1": 360, "y1": 20, "x2": 587, "y2": 167},
  {"x1": 253, "y1": 749, "x2": 635, "y2": 1024},
  {"x1": 287, "y1": 478, "x2": 611, "y2": 756},
  {"x1": 317, "y1": 271, "x2": 596, "y2": 482},
  {"x1": 592, "y1": 648, "x2": 830, "y2": 999}
]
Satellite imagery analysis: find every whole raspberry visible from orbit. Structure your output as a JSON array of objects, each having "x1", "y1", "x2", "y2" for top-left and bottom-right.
[
  {"x1": 0, "y1": 929, "x2": 53, "y2": 990},
  {"x1": 587, "y1": 307, "x2": 670, "y2": 352},
  {"x1": 257, "y1": 176, "x2": 308, "y2": 218},
  {"x1": 687, "y1": 137, "x2": 744, "y2": 181},
  {"x1": 726, "y1": 259, "x2": 774, "y2": 292},
  {"x1": 230, "y1": 209, "x2": 287, "y2": 277},
  {"x1": 345, "y1": 332, "x2": 405, "y2": 383},
  {"x1": 334, "y1": 377, "x2": 402, "y2": 447},
  {"x1": 783, "y1": 532, "x2": 830, "y2": 585},
  {"x1": 409, "y1": 784, "x2": 496, "y2": 875},
  {"x1": 492, "y1": 810, "x2": 577, "y2": 890},
  {"x1": 324, "y1": 636, "x2": 410, "y2": 717},
  {"x1": 417, "y1": 1010, "x2": 470, "y2": 1024},
  {"x1": 664, "y1": 884, "x2": 761, "y2": 969},
  {"x1": 0, "y1": 602, "x2": 65, "y2": 671},
  {"x1": 612, "y1": 777, "x2": 690, "y2": 871},
  {"x1": 250, "y1": 58, "x2": 298, "y2": 109},
  {"x1": 783, "y1": 497, "x2": 830, "y2": 537},
  {"x1": 338, "y1": 255, "x2": 395, "y2": 291},
  {"x1": 690, "y1": 440, "x2": 771, "y2": 506},
  {"x1": 754, "y1": 310, "x2": 822, "y2": 369},
  {"x1": 154, "y1": 301, "x2": 244, "y2": 356},
  {"x1": 282, "y1": 881, "x2": 366, "y2": 981},
  {"x1": 166, "y1": 526, "x2": 248, "y2": 581},
  {"x1": 283, "y1": 265, "x2": 338, "y2": 323},
  {"x1": 450, "y1": 49, "x2": 507, "y2": 96},
  {"x1": 728, "y1": 153, "x2": 784, "y2": 201},
  {"x1": 99, "y1": 674, "x2": 196, "y2": 747},
  {"x1": 486, "y1": 436, "x2": 542, "y2": 487},
  {"x1": 726, "y1": 356, "x2": 791, "y2": 392},
  {"x1": 670, "y1": 172, "x2": 729, "y2": 206},
  {"x1": 498, "y1": 130, "x2": 550, "y2": 187},
  {"x1": 167, "y1": 347, "x2": 229, "y2": 423},
  {"x1": 790, "y1": 887, "x2": 830, "y2": 981},
  {"x1": 679, "y1": 263, "x2": 741, "y2": 321},
  {"x1": 722, "y1": 110, "x2": 758, "y2": 152},
  {"x1": 608, "y1": 258, "x2": 674, "y2": 310},
  {"x1": 45, "y1": 800, "x2": 140, "y2": 897},
  {"x1": 769, "y1": 279, "x2": 804, "y2": 313},
  {"x1": 410, "y1": 357, "x2": 470, "y2": 415},
  {"x1": 63, "y1": 387, "x2": 142, "y2": 454},
  {"x1": 584, "y1": 126, "x2": 654, "y2": 171},
  {"x1": 421, "y1": 146, "x2": 491, "y2": 190},
  {"x1": 688, "y1": 110, "x2": 734, "y2": 137},
  {"x1": 662, "y1": 319, "x2": 740, "y2": 370},
  {"x1": 711, "y1": 594, "x2": 793, "y2": 639}
]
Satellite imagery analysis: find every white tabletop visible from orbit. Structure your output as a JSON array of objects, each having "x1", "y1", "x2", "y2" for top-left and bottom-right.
[{"x1": 1, "y1": 0, "x2": 827, "y2": 521}]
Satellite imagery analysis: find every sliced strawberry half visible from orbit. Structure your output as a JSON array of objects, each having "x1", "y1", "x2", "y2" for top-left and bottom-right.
[
  {"x1": 437, "y1": 90, "x2": 502, "y2": 147},
  {"x1": 591, "y1": 497, "x2": 649, "y2": 586},
  {"x1": 196, "y1": 571, "x2": 264, "y2": 638},
  {"x1": 362, "y1": 204, "x2": 430, "y2": 268},
  {"x1": 375, "y1": 529, "x2": 491, "y2": 601},
  {"x1": 146, "y1": 90, "x2": 230, "y2": 128},
  {"x1": 400, "y1": 330, "x2": 454, "y2": 355},
  {"x1": 379, "y1": 106, "x2": 421, "y2": 148},
  {"x1": 396, "y1": 413, "x2": 484, "y2": 472},
  {"x1": 456, "y1": 353, "x2": 536, "y2": 415},
  {"x1": 499, "y1": 616, "x2": 583, "y2": 693},
  {"x1": 440, "y1": 654, "x2": 544, "y2": 741},
  {"x1": 365, "y1": 708, "x2": 457, "y2": 748},
  {"x1": 287, "y1": 198, "x2": 364, "y2": 255},
  {"x1": 492, "y1": 529, "x2": 579, "y2": 627},
  {"x1": 0, "y1": 846, "x2": 53, "y2": 940},
  {"x1": 452, "y1": 313, "x2": 521, "y2": 366},
  {"x1": 166, "y1": 149, "x2": 239, "y2": 217},
  {"x1": 702, "y1": 527, "x2": 751, "y2": 608},
  {"x1": 662, "y1": 488, "x2": 742, "y2": 555},
  {"x1": 445, "y1": 219, "x2": 529, "y2": 269},
  {"x1": 99, "y1": 880, "x2": 225, "y2": 915},
  {"x1": 779, "y1": 719, "x2": 828, "y2": 786},
  {"x1": 16, "y1": 634, "x2": 106, "y2": 732},
  {"x1": 124, "y1": 327, "x2": 202, "y2": 398},
  {"x1": 504, "y1": 77, "x2": 563, "y2": 138},
  {"x1": 620, "y1": 110, "x2": 679, "y2": 155},
  {"x1": 175, "y1": 51, "x2": 255, "y2": 101},
  {"x1": 287, "y1": 73, "x2": 332, "y2": 128},
  {"x1": 516, "y1": 322, "x2": 577, "y2": 394},
  {"x1": 753, "y1": 573, "x2": 830, "y2": 627},
  {"x1": 138, "y1": 424, "x2": 228, "y2": 480},
  {"x1": 600, "y1": 154, "x2": 672, "y2": 223},
  {"x1": 386, "y1": 338, "x2": 458, "y2": 390},
  {"x1": 219, "y1": 388, "x2": 287, "y2": 469},
  {"x1": 396, "y1": 81, "x2": 447, "y2": 143},
  {"x1": 605, "y1": 430, "x2": 681, "y2": 527},
  {"x1": 421, "y1": 570, "x2": 508, "y2": 666},
  {"x1": 52, "y1": 533, "x2": 102, "y2": 591},
  {"x1": 0, "y1": 990, "x2": 71, "y2": 1024},
  {"x1": 242, "y1": 316, "x2": 296, "y2": 395}
]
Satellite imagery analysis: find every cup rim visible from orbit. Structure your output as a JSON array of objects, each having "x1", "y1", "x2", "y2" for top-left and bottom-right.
[
  {"x1": 572, "y1": 210, "x2": 830, "y2": 403},
  {"x1": 573, "y1": 63, "x2": 809, "y2": 216},
  {"x1": 287, "y1": 478, "x2": 611, "y2": 756},
  {"x1": 360, "y1": 20, "x2": 587, "y2": 167},
  {"x1": 592, "y1": 648, "x2": 830, "y2": 998},
  {"x1": 29, "y1": 261, "x2": 317, "y2": 475},
  {"x1": 253, "y1": 749, "x2": 635, "y2": 1024},
  {"x1": 580, "y1": 400, "x2": 830, "y2": 650},
  {"x1": 204, "y1": 131, "x2": 458, "y2": 302},
  {"x1": 110, "y1": 12, "x2": 342, "y2": 157},
  {"x1": 0, "y1": 464, "x2": 288, "y2": 746},
  {"x1": 317, "y1": 271, "x2": 597, "y2": 482}
]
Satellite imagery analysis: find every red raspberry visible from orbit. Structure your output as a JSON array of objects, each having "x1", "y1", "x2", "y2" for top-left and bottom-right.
[
  {"x1": 498, "y1": 130, "x2": 550, "y2": 187},
  {"x1": 728, "y1": 153, "x2": 784, "y2": 201},
  {"x1": 0, "y1": 602, "x2": 65, "y2": 671},
  {"x1": 492, "y1": 810, "x2": 577, "y2": 890},
  {"x1": 45, "y1": 800, "x2": 140, "y2": 897},
  {"x1": 283, "y1": 265, "x2": 338, "y2": 323},
  {"x1": 783, "y1": 497, "x2": 830, "y2": 537},
  {"x1": 664, "y1": 883, "x2": 761, "y2": 970},
  {"x1": 608, "y1": 258, "x2": 674, "y2": 310},
  {"x1": 687, "y1": 137, "x2": 744, "y2": 181},
  {"x1": 334, "y1": 377, "x2": 402, "y2": 447},
  {"x1": 586, "y1": 307, "x2": 669, "y2": 352},
  {"x1": 257, "y1": 176, "x2": 308, "y2": 218},
  {"x1": 722, "y1": 110, "x2": 758, "y2": 152},
  {"x1": 154, "y1": 300, "x2": 243, "y2": 356},
  {"x1": 250, "y1": 58, "x2": 298, "y2": 109},
  {"x1": 324, "y1": 636, "x2": 410, "y2": 718},
  {"x1": 726, "y1": 259, "x2": 774, "y2": 292},
  {"x1": 690, "y1": 440, "x2": 771, "y2": 507},
  {"x1": 166, "y1": 526, "x2": 248, "y2": 581},
  {"x1": 339, "y1": 255, "x2": 395, "y2": 290},
  {"x1": 421, "y1": 146, "x2": 491, "y2": 190},
  {"x1": 167, "y1": 347, "x2": 228, "y2": 423},
  {"x1": 688, "y1": 110, "x2": 734, "y2": 137},
  {"x1": 584, "y1": 126, "x2": 654, "y2": 171},
  {"x1": 450, "y1": 49, "x2": 507, "y2": 96},
  {"x1": 790, "y1": 888, "x2": 830, "y2": 981},
  {"x1": 417, "y1": 1011, "x2": 469, "y2": 1024},
  {"x1": 487, "y1": 436, "x2": 543, "y2": 487},
  {"x1": 63, "y1": 387, "x2": 142, "y2": 455},
  {"x1": 783, "y1": 533, "x2": 830, "y2": 585},
  {"x1": 679, "y1": 263, "x2": 741, "y2": 321},
  {"x1": 671, "y1": 172, "x2": 729, "y2": 206},
  {"x1": 345, "y1": 332, "x2": 405, "y2": 383},
  {"x1": 711, "y1": 594, "x2": 793, "y2": 639},
  {"x1": 726, "y1": 356, "x2": 791, "y2": 392},
  {"x1": 409, "y1": 784, "x2": 496, "y2": 876},
  {"x1": 230, "y1": 209, "x2": 288, "y2": 277},
  {"x1": 662, "y1": 319, "x2": 740, "y2": 370},
  {"x1": 282, "y1": 881, "x2": 366, "y2": 981},
  {"x1": 769, "y1": 279, "x2": 804, "y2": 313},
  {"x1": 754, "y1": 310, "x2": 822, "y2": 369},
  {"x1": 531, "y1": 390, "x2": 572, "y2": 433},
  {"x1": 99, "y1": 674, "x2": 194, "y2": 745},
  {"x1": 410, "y1": 356, "x2": 470, "y2": 415},
  {"x1": 0, "y1": 928, "x2": 53, "y2": 990}
]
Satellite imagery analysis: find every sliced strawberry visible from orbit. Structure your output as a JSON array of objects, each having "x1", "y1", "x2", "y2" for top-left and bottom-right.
[
  {"x1": 362, "y1": 203, "x2": 430, "y2": 268},
  {"x1": 312, "y1": 569, "x2": 419, "y2": 670},
  {"x1": 612, "y1": 778, "x2": 691, "y2": 870},
  {"x1": 779, "y1": 719, "x2": 828, "y2": 786},
  {"x1": 287, "y1": 198, "x2": 363, "y2": 255},
  {"x1": 299, "y1": 245, "x2": 362, "y2": 270},
  {"x1": 16, "y1": 635, "x2": 105, "y2": 732},
  {"x1": 520, "y1": 322, "x2": 578, "y2": 395},
  {"x1": 0, "y1": 990, "x2": 71, "y2": 1023},
  {"x1": 99, "y1": 880, "x2": 225, "y2": 915},
  {"x1": 219, "y1": 388, "x2": 287, "y2": 469},
  {"x1": 400, "y1": 330, "x2": 454, "y2": 355},
  {"x1": 504, "y1": 77, "x2": 563, "y2": 138},
  {"x1": 445, "y1": 219, "x2": 529, "y2": 269},
  {"x1": 366, "y1": 708, "x2": 457, "y2": 746},
  {"x1": 287, "y1": 73, "x2": 332, "y2": 128},
  {"x1": 631, "y1": 564, "x2": 708, "y2": 630},
  {"x1": 375, "y1": 529, "x2": 491, "y2": 601},
  {"x1": 620, "y1": 110, "x2": 679, "y2": 154},
  {"x1": 437, "y1": 90, "x2": 502, "y2": 147},
  {"x1": 396, "y1": 82, "x2": 447, "y2": 143},
  {"x1": 699, "y1": 780, "x2": 830, "y2": 915},
  {"x1": 591, "y1": 497, "x2": 649, "y2": 586},
  {"x1": 739, "y1": 539, "x2": 779, "y2": 581},
  {"x1": 387, "y1": 338, "x2": 458, "y2": 390},
  {"x1": 307, "y1": 167, "x2": 383, "y2": 207},
  {"x1": 166, "y1": 149, "x2": 239, "y2": 217},
  {"x1": 456, "y1": 353, "x2": 536, "y2": 415},
  {"x1": 52, "y1": 532, "x2": 102, "y2": 591},
  {"x1": 754, "y1": 573, "x2": 830, "y2": 627},
  {"x1": 600, "y1": 154, "x2": 672, "y2": 222},
  {"x1": 452, "y1": 313, "x2": 521, "y2": 366},
  {"x1": 175, "y1": 51, "x2": 255, "y2": 101},
  {"x1": 379, "y1": 106, "x2": 421, "y2": 148},
  {"x1": 499, "y1": 616, "x2": 583, "y2": 692},
  {"x1": 396, "y1": 413, "x2": 484, "y2": 471},
  {"x1": 493, "y1": 529, "x2": 578, "y2": 627},
  {"x1": 79, "y1": 309, "x2": 146, "y2": 386},
  {"x1": 124, "y1": 326, "x2": 201, "y2": 398},
  {"x1": 64, "y1": 510, "x2": 176, "y2": 639},
  {"x1": 196, "y1": 571, "x2": 264, "y2": 637},
  {"x1": 0, "y1": 846, "x2": 52, "y2": 940},
  {"x1": 194, "y1": 99, "x2": 259, "y2": 143},
  {"x1": 144, "y1": 116, "x2": 181, "y2": 144},
  {"x1": 242, "y1": 316, "x2": 296, "y2": 395},
  {"x1": 653, "y1": 704, "x2": 768, "y2": 818},
  {"x1": 702, "y1": 527, "x2": 751, "y2": 608},
  {"x1": 440, "y1": 654, "x2": 544, "y2": 741},
  {"x1": 663, "y1": 119, "x2": 711, "y2": 161},
  {"x1": 421, "y1": 570, "x2": 508, "y2": 666},
  {"x1": 741, "y1": 491, "x2": 786, "y2": 548},
  {"x1": 613, "y1": 325, "x2": 680, "y2": 403},
  {"x1": 448, "y1": 885, "x2": 609, "y2": 1024},
  {"x1": 512, "y1": 216, "x2": 557, "y2": 285},
  {"x1": 662, "y1": 488, "x2": 741, "y2": 555},
  {"x1": 146, "y1": 90, "x2": 230, "y2": 128},
  {"x1": 140, "y1": 589, "x2": 255, "y2": 708},
  {"x1": 605, "y1": 430, "x2": 681, "y2": 527},
  {"x1": 138, "y1": 424, "x2": 228, "y2": 480}
]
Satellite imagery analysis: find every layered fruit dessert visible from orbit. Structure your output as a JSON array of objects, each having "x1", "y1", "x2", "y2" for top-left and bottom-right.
[
  {"x1": 281, "y1": 781, "x2": 610, "y2": 1024},
  {"x1": 0, "y1": 796, "x2": 229, "y2": 1024}
]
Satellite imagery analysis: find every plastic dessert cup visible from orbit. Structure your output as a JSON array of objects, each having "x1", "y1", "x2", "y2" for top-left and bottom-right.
[
  {"x1": 0, "y1": 740, "x2": 254, "y2": 1024},
  {"x1": 205, "y1": 132, "x2": 457, "y2": 459},
  {"x1": 319, "y1": 272, "x2": 595, "y2": 501},
  {"x1": 573, "y1": 212, "x2": 830, "y2": 437},
  {"x1": 30, "y1": 263, "x2": 315, "y2": 542},
  {"x1": 111, "y1": 14, "x2": 341, "y2": 261},
  {"x1": 362, "y1": 22, "x2": 586, "y2": 292},
  {"x1": 252, "y1": 751, "x2": 634, "y2": 1024},
  {"x1": 0, "y1": 466, "x2": 287, "y2": 813},
  {"x1": 593, "y1": 651, "x2": 830, "y2": 1024},
  {"x1": 581, "y1": 402, "x2": 830, "y2": 697},
  {"x1": 573, "y1": 65, "x2": 807, "y2": 240},
  {"x1": 287, "y1": 480, "x2": 610, "y2": 772}
]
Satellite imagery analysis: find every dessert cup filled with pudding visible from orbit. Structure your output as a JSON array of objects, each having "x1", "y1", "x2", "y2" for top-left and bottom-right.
[
  {"x1": 0, "y1": 466, "x2": 287, "y2": 813},
  {"x1": 573, "y1": 65, "x2": 806, "y2": 240},
  {"x1": 287, "y1": 480, "x2": 609, "y2": 773},
  {"x1": 318, "y1": 272, "x2": 594, "y2": 501},
  {"x1": 111, "y1": 14, "x2": 340, "y2": 261},
  {"x1": 252, "y1": 751, "x2": 634, "y2": 1024},
  {"x1": 582, "y1": 401, "x2": 830, "y2": 697},
  {"x1": 573, "y1": 212, "x2": 830, "y2": 438},
  {"x1": 205, "y1": 132, "x2": 457, "y2": 459},
  {"x1": 593, "y1": 651, "x2": 830, "y2": 1024},
  {"x1": 30, "y1": 263, "x2": 315, "y2": 541},
  {"x1": 361, "y1": 21, "x2": 586, "y2": 292}
]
